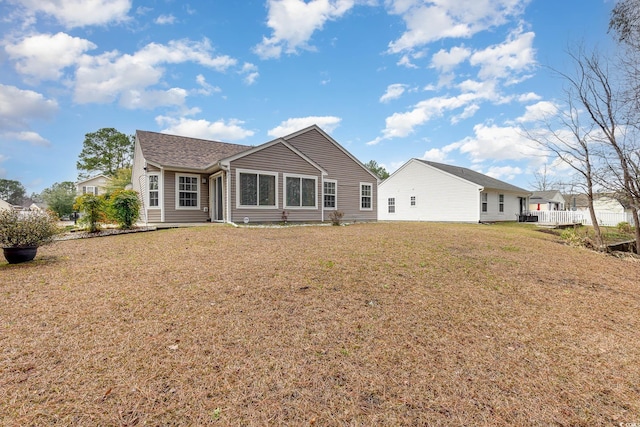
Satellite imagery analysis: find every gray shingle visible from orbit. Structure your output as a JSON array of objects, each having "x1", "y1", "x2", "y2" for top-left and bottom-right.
[
  {"x1": 137, "y1": 130, "x2": 251, "y2": 170},
  {"x1": 416, "y1": 160, "x2": 529, "y2": 193}
]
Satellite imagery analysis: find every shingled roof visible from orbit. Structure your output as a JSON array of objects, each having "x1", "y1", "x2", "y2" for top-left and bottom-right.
[
  {"x1": 416, "y1": 160, "x2": 530, "y2": 194},
  {"x1": 136, "y1": 130, "x2": 251, "y2": 170}
]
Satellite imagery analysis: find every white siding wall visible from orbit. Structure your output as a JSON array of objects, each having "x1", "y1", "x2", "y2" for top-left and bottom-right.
[
  {"x1": 378, "y1": 160, "x2": 481, "y2": 222},
  {"x1": 480, "y1": 191, "x2": 522, "y2": 222}
]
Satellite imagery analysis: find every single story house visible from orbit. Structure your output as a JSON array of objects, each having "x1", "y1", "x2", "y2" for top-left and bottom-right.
[
  {"x1": 131, "y1": 125, "x2": 379, "y2": 224},
  {"x1": 0, "y1": 199, "x2": 13, "y2": 211},
  {"x1": 378, "y1": 159, "x2": 530, "y2": 222},
  {"x1": 529, "y1": 190, "x2": 565, "y2": 211},
  {"x1": 76, "y1": 175, "x2": 112, "y2": 196}
]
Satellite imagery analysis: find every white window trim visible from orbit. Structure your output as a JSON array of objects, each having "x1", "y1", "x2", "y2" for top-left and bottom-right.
[
  {"x1": 284, "y1": 173, "x2": 318, "y2": 210},
  {"x1": 236, "y1": 168, "x2": 279, "y2": 209},
  {"x1": 323, "y1": 179, "x2": 337, "y2": 210},
  {"x1": 498, "y1": 194, "x2": 505, "y2": 214},
  {"x1": 360, "y1": 182, "x2": 373, "y2": 211},
  {"x1": 84, "y1": 185, "x2": 97, "y2": 195},
  {"x1": 481, "y1": 192, "x2": 488, "y2": 213},
  {"x1": 175, "y1": 173, "x2": 200, "y2": 210},
  {"x1": 410, "y1": 195, "x2": 416, "y2": 207},
  {"x1": 147, "y1": 173, "x2": 160, "y2": 209}
]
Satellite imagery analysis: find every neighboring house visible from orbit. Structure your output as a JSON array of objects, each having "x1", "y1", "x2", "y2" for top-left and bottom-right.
[
  {"x1": 378, "y1": 159, "x2": 530, "y2": 222},
  {"x1": 76, "y1": 175, "x2": 112, "y2": 196},
  {"x1": 0, "y1": 199, "x2": 13, "y2": 211},
  {"x1": 131, "y1": 125, "x2": 379, "y2": 224},
  {"x1": 564, "y1": 193, "x2": 635, "y2": 214},
  {"x1": 592, "y1": 194, "x2": 634, "y2": 214},
  {"x1": 529, "y1": 190, "x2": 565, "y2": 211}
]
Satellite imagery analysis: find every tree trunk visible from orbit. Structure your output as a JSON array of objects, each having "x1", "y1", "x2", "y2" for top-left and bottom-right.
[{"x1": 632, "y1": 209, "x2": 640, "y2": 254}]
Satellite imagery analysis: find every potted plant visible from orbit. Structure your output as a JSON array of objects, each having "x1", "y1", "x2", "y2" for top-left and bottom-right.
[{"x1": 0, "y1": 209, "x2": 60, "y2": 264}]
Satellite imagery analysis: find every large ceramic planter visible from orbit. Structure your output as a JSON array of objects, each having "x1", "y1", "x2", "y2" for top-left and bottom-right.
[{"x1": 3, "y1": 246, "x2": 38, "y2": 264}]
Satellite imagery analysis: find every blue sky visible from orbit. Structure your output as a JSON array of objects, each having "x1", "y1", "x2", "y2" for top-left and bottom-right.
[{"x1": 0, "y1": 0, "x2": 617, "y2": 194}]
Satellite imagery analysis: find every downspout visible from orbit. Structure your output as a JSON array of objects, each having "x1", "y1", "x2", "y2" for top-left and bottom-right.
[
  {"x1": 219, "y1": 162, "x2": 231, "y2": 224},
  {"x1": 160, "y1": 166, "x2": 165, "y2": 223},
  {"x1": 321, "y1": 175, "x2": 325, "y2": 222}
]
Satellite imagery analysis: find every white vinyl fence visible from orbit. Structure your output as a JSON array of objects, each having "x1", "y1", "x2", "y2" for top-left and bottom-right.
[{"x1": 531, "y1": 210, "x2": 635, "y2": 227}]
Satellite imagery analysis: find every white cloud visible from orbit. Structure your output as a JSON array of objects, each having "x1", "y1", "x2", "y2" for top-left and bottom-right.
[
  {"x1": 268, "y1": 116, "x2": 341, "y2": 137},
  {"x1": 194, "y1": 74, "x2": 221, "y2": 96},
  {"x1": 5, "y1": 32, "x2": 96, "y2": 81},
  {"x1": 74, "y1": 38, "x2": 237, "y2": 108},
  {"x1": 1, "y1": 131, "x2": 50, "y2": 146},
  {"x1": 422, "y1": 148, "x2": 448, "y2": 162},
  {"x1": 14, "y1": 0, "x2": 132, "y2": 28},
  {"x1": 517, "y1": 92, "x2": 541, "y2": 102},
  {"x1": 450, "y1": 104, "x2": 480, "y2": 124},
  {"x1": 469, "y1": 27, "x2": 536, "y2": 81},
  {"x1": 240, "y1": 63, "x2": 259, "y2": 85},
  {"x1": 397, "y1": 54, "x2": 418, "y2": 68},
  {"x1": 380, "y1": 83, "x2": 408, "y2": 103},
  {"x1": 386, "y1": 0, "x2": 528, "y2": 53},
  {"x1": 155, "y1": 14, "x2": 176, "y2": 25},
  {"x1": 368, "y1": 89, "x2": 493, "y2": 144},
  {"x1": 516, "y1": 100, "x2": 558, "y2": 123},
  {"x1": 483, "y1": 165, "x2": 522, "y2": 180},
  {"x1": 0, "y1": 84, "x2": 58, "y2": 131},
  {"x1": 454, "y1": 123, "x2": 540, "y2": 162},
  {"x1": 253, "y1": 0, "x2": 355, "y2": 59},
  {"x1": 156, "y1": 116, "x2": 255, "y2": 141},
  {"x1": 430, "y1": 45, "x2": 471, "y2": 72}
]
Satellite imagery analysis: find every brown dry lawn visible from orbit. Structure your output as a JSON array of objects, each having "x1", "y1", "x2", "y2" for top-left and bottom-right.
[{"x1": 1, "y1": 222, "x2": 639, "y2": 426}]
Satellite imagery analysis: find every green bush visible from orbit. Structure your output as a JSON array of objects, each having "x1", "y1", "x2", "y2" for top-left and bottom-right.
[
  {"x1": 109, "y1": 190, "x2": 140, "y2": 229},
  {"x1": 617, "y1": 221, "x2": 633, "y2": 234},
  {"x1": 0, "y1": 209, "x2": 60, "y2": 247},
  {"x1": 74, "y1": 194, "x2": 105, "y2": 232}
]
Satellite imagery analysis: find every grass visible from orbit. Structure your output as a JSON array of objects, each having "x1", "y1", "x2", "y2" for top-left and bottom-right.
[{"x1": 1, "y1": 222, "x2": 639, "y2": 425}]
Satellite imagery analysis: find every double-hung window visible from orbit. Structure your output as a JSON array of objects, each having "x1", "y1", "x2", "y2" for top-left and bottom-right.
[
  {"x1": 323, "y1": 180, "x2": 337, "y2": 209},
  {"x1": 388, "y1": 197, "x2": 395, "y2": 213},
  {"x1": 360, "y1": 183, "x2": 372, "y2": 210},
  {"x1": 176, "y1": 174, "x2": 199, "y2": 209},
  {"x1": 238, "y1": 170, "x2": 277, "y2": 207},
  {"x1": 410, "y1": 196, "x2": 416, "y2": 207},
  {"x1": 83, "y1": 186, "x2": 97, "y2": 195},
  {"x1": 481, "y1": 193, "x2": 488, "y2": 213},
  {"x1": 148, "y1": 174, "x2": 159, "y2": 207},
  {"x1": 285, "y1": 174, "x2": 317, "y2": 208},
  {"x1": 499, "y1": 194, "x2": 505, "y2": 213}
]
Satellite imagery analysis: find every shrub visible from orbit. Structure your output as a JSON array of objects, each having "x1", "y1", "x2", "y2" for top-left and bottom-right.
[
  {"x1": 0, "y1": 209, "x2": 60, "y2": 248},
  {"x1": 74, "y1": 194, "x2": 106, "y2": 232},
  {"x1": 329, "y1": 210, "x2": 344, "y2": 226},
  {"x1": 617, "y1": 221, "x2": 632, "y2": 234},
  {"x1": 109, "y1": 190, "x2": 140, "y2": 229}
]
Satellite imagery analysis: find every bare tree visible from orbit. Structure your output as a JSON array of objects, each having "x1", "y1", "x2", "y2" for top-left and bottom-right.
[
  {"x1": 522, "y1": 93, "x2": 604, "y2": 248},
  {"x1": 529, "y1": 164, "x2": 558, "y2": 191},
  {"x1": 566, "y1": 47, "x2": 640, "y2": 253}
]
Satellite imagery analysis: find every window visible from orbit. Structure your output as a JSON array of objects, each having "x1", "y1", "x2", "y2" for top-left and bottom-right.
[
  {"x1": 83, "y1": 186, "x2": 97, "y2": 195},
  {"x1": 285, "y1": 174, "x2": 317, "y2": 208},
  {"x1": 176, "y1": 174, "x2": 199, "y2": 209},
  {"x1": 388, "y1": 197, "x2": 395, "y2": 213},
  {"x1": 238, "y1": 170, "x2": 277, "y2": 207},
  {"x1": 499, "y1": 194, "x2": 505, "y2": 213},
  {"x1": 324, "y1": 180, "x2": 337, "y2": 209},
  {"x1": 481, "y1": 193, "x2": 488, "y2": 213},
  {"x1": 360, "y1": 183, "x2": 372, "y2": 210},
  {"x1": 148, "y1": 174, "x2": 159, "y2": 207},
  {"x1": 410, "y1": 196, "x2": 416, "y2": 207}
]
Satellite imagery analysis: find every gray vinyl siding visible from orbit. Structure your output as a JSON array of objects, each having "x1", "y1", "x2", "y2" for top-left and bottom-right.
[
  {"x1": 163, "y1": 170, "x2": 209, "y2": 222},
  {"x1": 229, "y1": 142, "x2": 323, "y2": 223},
  {"x1": 286, "y1": 128, "x2": 378, "y2": 221}
]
